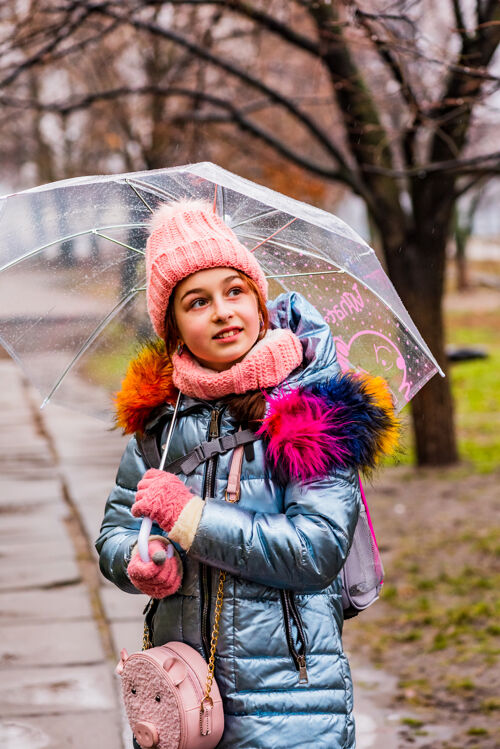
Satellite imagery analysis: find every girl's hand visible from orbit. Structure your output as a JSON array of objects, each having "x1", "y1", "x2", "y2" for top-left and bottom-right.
[
  {"x1": 127, "y1": 538, "x2": 182, "y2": 598},
  {"x1": 131, "y1": 468, "x2": 194, "y2": 533}
]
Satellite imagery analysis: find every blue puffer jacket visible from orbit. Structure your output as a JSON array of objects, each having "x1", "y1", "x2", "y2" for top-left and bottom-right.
[{"x1": 97, "y1": 292, "x2": 394, "y2": 749}]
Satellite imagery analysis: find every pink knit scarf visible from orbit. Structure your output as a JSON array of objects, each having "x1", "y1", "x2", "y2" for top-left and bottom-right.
[{"x1": 172, "y1": 328, "x2": 303, "y2": 400}]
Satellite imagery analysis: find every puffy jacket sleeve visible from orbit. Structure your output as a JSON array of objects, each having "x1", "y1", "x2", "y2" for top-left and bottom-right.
[
  {"x1": 95, "y1": 435, "x2": 167, "y2": 593},
  {"x1": 188, "y1": 466, "x2": 360, "y2": 593}
]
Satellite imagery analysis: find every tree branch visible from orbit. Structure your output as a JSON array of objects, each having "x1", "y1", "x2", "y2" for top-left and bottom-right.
[
  {"x1": 0, "y1": 6, "x2": 92, "y2": 89},
  {"x1": 304, "y1": 1, "x2": 406, "y2": 229},
  {"x1": 79, "y1": 0, "x2": 354, "y2": 177},
  {"x1": 46, "y1": 18, "x2": 120, "y2": 63},
  {"x1": 352, "y1": 6, "x2": 421, "y2": 117},
  {"x1": 453, "y1": 173, "x2": 488, "y2": 199},
  {"x1": 429, "y1": 0, "x2": 500, "y2": 165},
  {"x1": 143, "y1": 0, "x2": 321, "y2": 56},
  {"x1": 350, "y1": 4, "x2": 423, "y2": 168},
  {"x1": 0, "y1": 85, "x2": 355, "y2": 186},
  {"x1": 361, "y1": 150, "x2": 500, "y2": 178},
  {"x1": 452, "y1": 0, "x2": 468, "y2": 38},
  {"x1": 478, "y1": 0, "x2": 498, "y2": 26}
]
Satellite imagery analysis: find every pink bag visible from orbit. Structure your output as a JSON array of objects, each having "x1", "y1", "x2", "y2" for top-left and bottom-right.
[
  {"x1": 116, "y1": 418, "x2": 239, "y2": 749},
  {"x1": 116, "y1": 641, "x2": 224, "y2": 749},
  {"x1": 340, "y1": 476, "x2": 384, "y2": 617}
]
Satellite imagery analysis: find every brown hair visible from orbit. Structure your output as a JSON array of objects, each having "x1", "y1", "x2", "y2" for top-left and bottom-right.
[
  {"x1": 163, "y1": 269, "x2": 269, "y2": 357},
  {"x1": 220, "y1": 389, "x2": 268, "y2": 428}
]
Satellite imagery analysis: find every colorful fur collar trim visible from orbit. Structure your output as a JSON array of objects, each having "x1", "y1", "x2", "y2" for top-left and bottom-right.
[
  {"x1": 257, "y1": 373, "x2": 399, "y2": 481},
  {"x1": 114, "y1": 339, "x2": 178, "y2": 436},
  {"x1": 114, "y1": 339, "x2": 399, "y2": 477}
]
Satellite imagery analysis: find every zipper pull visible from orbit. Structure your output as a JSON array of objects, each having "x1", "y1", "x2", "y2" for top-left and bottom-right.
[
  {"x1": 298, "y1": 655, "x2": 308, "y2": 684},
  {"x1": 209, "y1": 409, "x2": 220, "y2": 438}
]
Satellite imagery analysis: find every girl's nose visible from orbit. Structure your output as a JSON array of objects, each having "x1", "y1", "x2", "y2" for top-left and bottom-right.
[{"x1": 212, "y1": 296, "x2": 233, "y2": 321}]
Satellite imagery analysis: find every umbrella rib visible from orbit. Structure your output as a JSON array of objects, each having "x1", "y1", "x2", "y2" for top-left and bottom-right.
[
  {"x1": 238, "y1": 231, "x2": 329, "y2": 261},
  {"x1": 0, "y1": 228, "x2": 94, "y2": 273},
  {"x1": 240, "y1": 224, "x2": 441, "y2": 373},
  {"x1": 215, "y1": 184, "x2": 225, "y2": 220},
  {"x1": 93, "y1": 231, "x2": 145, "y2": 254},
  {"x1": 272, "y1": 264, "x2": 443, "y2": 376},
  {"x1": 125, "y1": 179, "x2": 155, "y2": 213},
  {"x1": 0, "y1": 224, "x2": 147, "y2": 273},
  {"x1": 40, "y1": 287, "x2": 141, "y2": 409},
  {"x1": 124, "y1": 178, "x2": 182, "y2": 203},
  {"x1": 230, "y1": 208, "x2": 280, "y2": 228},
  {"x1": 266, "y1": 270, "x2": 344, "y2": 279},
  {"x1": 249, "y1": 217, "x2": 298, "y2": 252}
]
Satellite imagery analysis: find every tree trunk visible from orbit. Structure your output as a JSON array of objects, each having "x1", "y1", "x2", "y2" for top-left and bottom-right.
[
  {"x1": 383, "y1": 234, "x2": 459, "y2": 466},
  {"x1": 454, "y1": 205, "x2": 470, "y2": 291},
  {"x1": 408, "y1": 308, "x2": 458, "y2": 466},
  {"x1": 456, "y1": 240, "x2": 469, "y2": 291}
]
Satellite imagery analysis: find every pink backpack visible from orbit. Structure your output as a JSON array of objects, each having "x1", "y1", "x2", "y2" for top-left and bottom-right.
[
  {"x1": 116, "y1": 642, "x2": 224, "y2": 749},
  {"x1": 340, "y1": 476, "x2": 384, "y2": 618}
]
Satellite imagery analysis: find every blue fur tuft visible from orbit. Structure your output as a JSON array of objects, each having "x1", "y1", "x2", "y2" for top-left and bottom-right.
[{"x1": 310, "y1": 373, "x2": 398, "y2": 472}]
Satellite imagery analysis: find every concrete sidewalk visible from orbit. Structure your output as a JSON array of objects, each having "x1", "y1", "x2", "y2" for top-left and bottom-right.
[
  {"x1": 0, "y1": 359, "x2": 144, "y2": 748},
  {"x1": 0, "y1": 358, "x2": 401, "y2": 749}
]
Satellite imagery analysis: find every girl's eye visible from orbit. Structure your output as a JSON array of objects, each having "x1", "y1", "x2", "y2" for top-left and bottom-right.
[
  {"x1": 190, "y1": 298, "x2": 207, "y2": 309},
  {"x1": 228, "y1": 287, "x2": 243, "y2": 297}
]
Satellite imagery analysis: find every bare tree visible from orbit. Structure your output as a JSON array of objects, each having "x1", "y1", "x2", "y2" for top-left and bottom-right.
[{"x1": 2, "y1": 0, "x2": 499, "y2": 465}]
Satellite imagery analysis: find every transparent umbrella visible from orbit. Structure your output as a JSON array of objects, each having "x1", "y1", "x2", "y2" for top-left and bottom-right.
[{"x1": 0, "y1": 162, "x2": 443, "y2": 419}]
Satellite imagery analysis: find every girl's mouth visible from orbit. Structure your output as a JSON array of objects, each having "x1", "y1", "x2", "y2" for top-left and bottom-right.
[{"x1": 213, "y1": 327, "x2": 242, "y2": 341}]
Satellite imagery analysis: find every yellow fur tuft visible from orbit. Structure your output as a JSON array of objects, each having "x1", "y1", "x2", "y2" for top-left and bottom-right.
[{"x1": 359, "y1": 373, "x2": 400, "y2": 460}]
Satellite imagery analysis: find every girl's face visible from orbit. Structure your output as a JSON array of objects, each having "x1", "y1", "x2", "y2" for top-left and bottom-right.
[{"x1": 172, "y1": 267, "x2": 261, "y2": 371}]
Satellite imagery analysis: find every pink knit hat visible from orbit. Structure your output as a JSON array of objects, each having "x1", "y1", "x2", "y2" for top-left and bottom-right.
[{"x1": 145, "y1": 199, "x2": 268, "y2": 338}]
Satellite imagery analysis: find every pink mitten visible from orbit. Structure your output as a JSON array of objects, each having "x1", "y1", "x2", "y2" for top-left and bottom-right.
[
  {"x1": 127, "y1": 538, "x2": 183, "y2": 598},
  {"x1": 131, "y1": 468, "x2": 194, "y2": 532}
]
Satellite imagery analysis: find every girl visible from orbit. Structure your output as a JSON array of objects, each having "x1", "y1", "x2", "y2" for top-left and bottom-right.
[{"x1": 96, "y1": 199, "x2": 398, "y2": 748}]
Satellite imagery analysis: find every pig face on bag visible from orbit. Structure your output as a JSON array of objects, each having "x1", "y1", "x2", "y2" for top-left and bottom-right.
[{"x1": 117, "y1": 648, "x2": 186, "y2": 749}]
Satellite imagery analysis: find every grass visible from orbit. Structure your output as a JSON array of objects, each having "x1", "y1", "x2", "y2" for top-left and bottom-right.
[
  {"x1": 347, "y1": 468, "x2": 500, "y2": 732},
  {"x1": 78, "y1": 320, "x2": 150, "y2": 391},
  {"x1": 82, "y1": 345, "x2": 137, "y2": 390},
  {"x1": 377, "y1": 549, "x2": 500, "y2": 662},
  {"x1": 347, "y1": 267, "x2": 500, "y2": 745},
  {"x1": 401, "y1": 717, "x2": 425, "y2": 728},
  {"x1": 384, "y1": 302, "x2": 500, "y2": 473},
  {"x1": 447, "y1": 310, "x2": 500, "y2": 473}
]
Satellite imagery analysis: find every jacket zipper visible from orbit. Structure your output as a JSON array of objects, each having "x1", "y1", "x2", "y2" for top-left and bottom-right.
[
  {"x1": 200, "y1": 407, "x2": 224, "y2": 660},
  {"x1": 198, "y1": 407, "x2": 308, "y2": 683},
  {"x1": 280, "y1": 590, "x2": 308, "y2": 684}
]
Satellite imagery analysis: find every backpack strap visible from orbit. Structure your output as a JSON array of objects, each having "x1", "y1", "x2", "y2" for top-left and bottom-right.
[
  {"x1": 225, "y1": 433, "x2": 245, "y2": 503},
  {"x1": 138, "y1": 427, "x2": 259, "y2": 473},
  {"x1": 164, "y1": 429, "x2": 258, "y2": 475},
  {"x1": 138, "y1": 432, "x2": 162, "y2": 470}
]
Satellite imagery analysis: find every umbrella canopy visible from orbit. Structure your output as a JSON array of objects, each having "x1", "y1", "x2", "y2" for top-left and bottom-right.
[{"x1": 0, "y1": 162, "x2": 442, "y2": 418}]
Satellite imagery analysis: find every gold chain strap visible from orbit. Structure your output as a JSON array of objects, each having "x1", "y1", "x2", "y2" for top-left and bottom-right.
[
  {"x1": 202, "y1": 569, "x2": 226, "y2": 704},
  {"x1": 142, "y1": 438, "x2": 238, "y2": 719},
  {"x1": 142, "y1": 619, "x2": 153, "y2": 651}
]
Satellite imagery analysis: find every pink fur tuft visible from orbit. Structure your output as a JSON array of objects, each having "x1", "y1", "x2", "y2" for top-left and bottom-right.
[
  {"x1": 258, "y1": 388, "x2": 351, "y2": 483},
  {"x1": 148, "y1": 198, "x2": 214, "y2": 234}
]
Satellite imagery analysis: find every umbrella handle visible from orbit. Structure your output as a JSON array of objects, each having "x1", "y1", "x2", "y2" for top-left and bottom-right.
[
  {"x1": 138, "y1": 517, "x2": 153, "y2": 562},
  {"x1": 137, "y1": 390, "x2": 183, "y2": 564}
]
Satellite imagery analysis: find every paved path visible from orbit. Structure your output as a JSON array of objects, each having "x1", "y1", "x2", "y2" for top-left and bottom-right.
[{"x1": 0, "y1": 358, "x2": 402, "y2": 748}]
